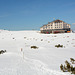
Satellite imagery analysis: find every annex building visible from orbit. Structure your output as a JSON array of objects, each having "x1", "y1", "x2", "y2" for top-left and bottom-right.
[{"x1": 40, "y1": 19, "x2": 71, "y2": 33}]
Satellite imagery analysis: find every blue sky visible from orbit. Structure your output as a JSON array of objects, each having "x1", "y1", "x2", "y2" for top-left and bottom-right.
[{"x1": 0, "y1": 0, "x2": 75, "y2": 31}]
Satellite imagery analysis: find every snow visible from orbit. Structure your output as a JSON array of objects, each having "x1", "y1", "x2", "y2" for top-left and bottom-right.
[{"x1": 0, "y1": 30, "x2": 75, "y2": 75}]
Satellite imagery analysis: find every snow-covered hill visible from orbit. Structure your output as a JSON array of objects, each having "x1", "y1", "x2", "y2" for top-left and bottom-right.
[{"x1": 0, "y1": 30, "x2": 75, "y2": 75}]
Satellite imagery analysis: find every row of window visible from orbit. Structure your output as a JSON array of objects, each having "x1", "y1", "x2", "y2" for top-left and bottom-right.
[
  {"x1": 55, "y1": 22, "x2": 62, "y2": 23},
  {"x1": 47, "y1": 25, "x2": 52, "y2": 26},
  {"x1": 55, "y1": 27, "x2": 62, "y2": 28},
  {"x1": 48, "y1": 24, "x2": 62, "y2": 26},
  {"x1": 43, "y1": 25, "x2": 69, "y2": 29},
  {"x1": 43, "y1": 27, "x2": 62, "y2": 29},
  {"x1": 55, "y1": 24, "x2": 62, "y2": 26},
  {"x1": 64, "y1": 26, "x2": 69, "y2": 28},
  {"x1": 55, "y1": 23, "x2": 62, "y2": 25}
]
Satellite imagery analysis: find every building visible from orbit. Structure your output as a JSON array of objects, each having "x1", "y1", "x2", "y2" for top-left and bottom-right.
[{"x1": 40, "y1": 19, "x2": 71, "y2": 33}]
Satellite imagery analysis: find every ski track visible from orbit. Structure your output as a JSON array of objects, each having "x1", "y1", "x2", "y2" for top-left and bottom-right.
[
  {"x1": 0, "y1": 51, "x2": 69, "y2": 75},
  {"x1": 19, "y1": 51, "x2": 69, "y2": 75}
]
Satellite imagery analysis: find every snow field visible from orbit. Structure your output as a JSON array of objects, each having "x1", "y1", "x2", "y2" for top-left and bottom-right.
[{"x1": 0, "y1": 30, "x2": 75, "y2": 75}]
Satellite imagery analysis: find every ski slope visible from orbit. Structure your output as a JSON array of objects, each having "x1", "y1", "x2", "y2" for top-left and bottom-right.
[{"x1": 0, "y1": 30, "x2": 75, "y2": 75}]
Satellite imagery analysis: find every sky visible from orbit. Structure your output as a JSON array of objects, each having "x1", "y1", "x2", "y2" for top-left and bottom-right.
[{"x1": 0, "y1": 0, "x2": 75, "y2": 31}]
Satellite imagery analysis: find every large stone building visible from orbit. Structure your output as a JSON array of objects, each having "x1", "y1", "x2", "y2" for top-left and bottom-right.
[{"x1": 40, "y1": 19, "x2": 71, "y2": 33}]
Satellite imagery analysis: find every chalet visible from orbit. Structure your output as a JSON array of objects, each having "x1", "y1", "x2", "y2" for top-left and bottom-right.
[{"x1": 40, "y1": 19, "x2": 71, "y2": 33}]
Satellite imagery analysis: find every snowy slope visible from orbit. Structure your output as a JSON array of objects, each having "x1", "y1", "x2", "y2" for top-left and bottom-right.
[{"x1": 0, "y1": 30, "x2": 75, "y2": 75}]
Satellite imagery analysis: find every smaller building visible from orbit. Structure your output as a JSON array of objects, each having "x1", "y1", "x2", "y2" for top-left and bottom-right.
[{"x1": 40, "y1": 19, "x2": 71, "y2": 33}]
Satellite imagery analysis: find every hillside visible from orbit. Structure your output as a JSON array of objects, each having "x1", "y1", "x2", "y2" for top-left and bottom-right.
[{"x1": 0, "y1": 30, "x2": 75, "y2": 75}]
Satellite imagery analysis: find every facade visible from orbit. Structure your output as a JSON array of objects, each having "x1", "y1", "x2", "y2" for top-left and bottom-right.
[{"x1": 40, "y1": 19, "x2": 71, "y2": 33}]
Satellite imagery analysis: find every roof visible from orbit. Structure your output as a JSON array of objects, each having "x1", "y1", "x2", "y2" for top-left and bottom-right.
[
  {"x1": 47, "y1": 19, "x2": 64, "y2": 24},
  {"x1": 50, "y1": 19, "x2": 64, "y2": 23},
  {"x1": 53, "y1": 19, "x2": 63, "y2": 22},
  {"x1": 40, "y1": 19, "x2": 71, "y2": 28}
]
